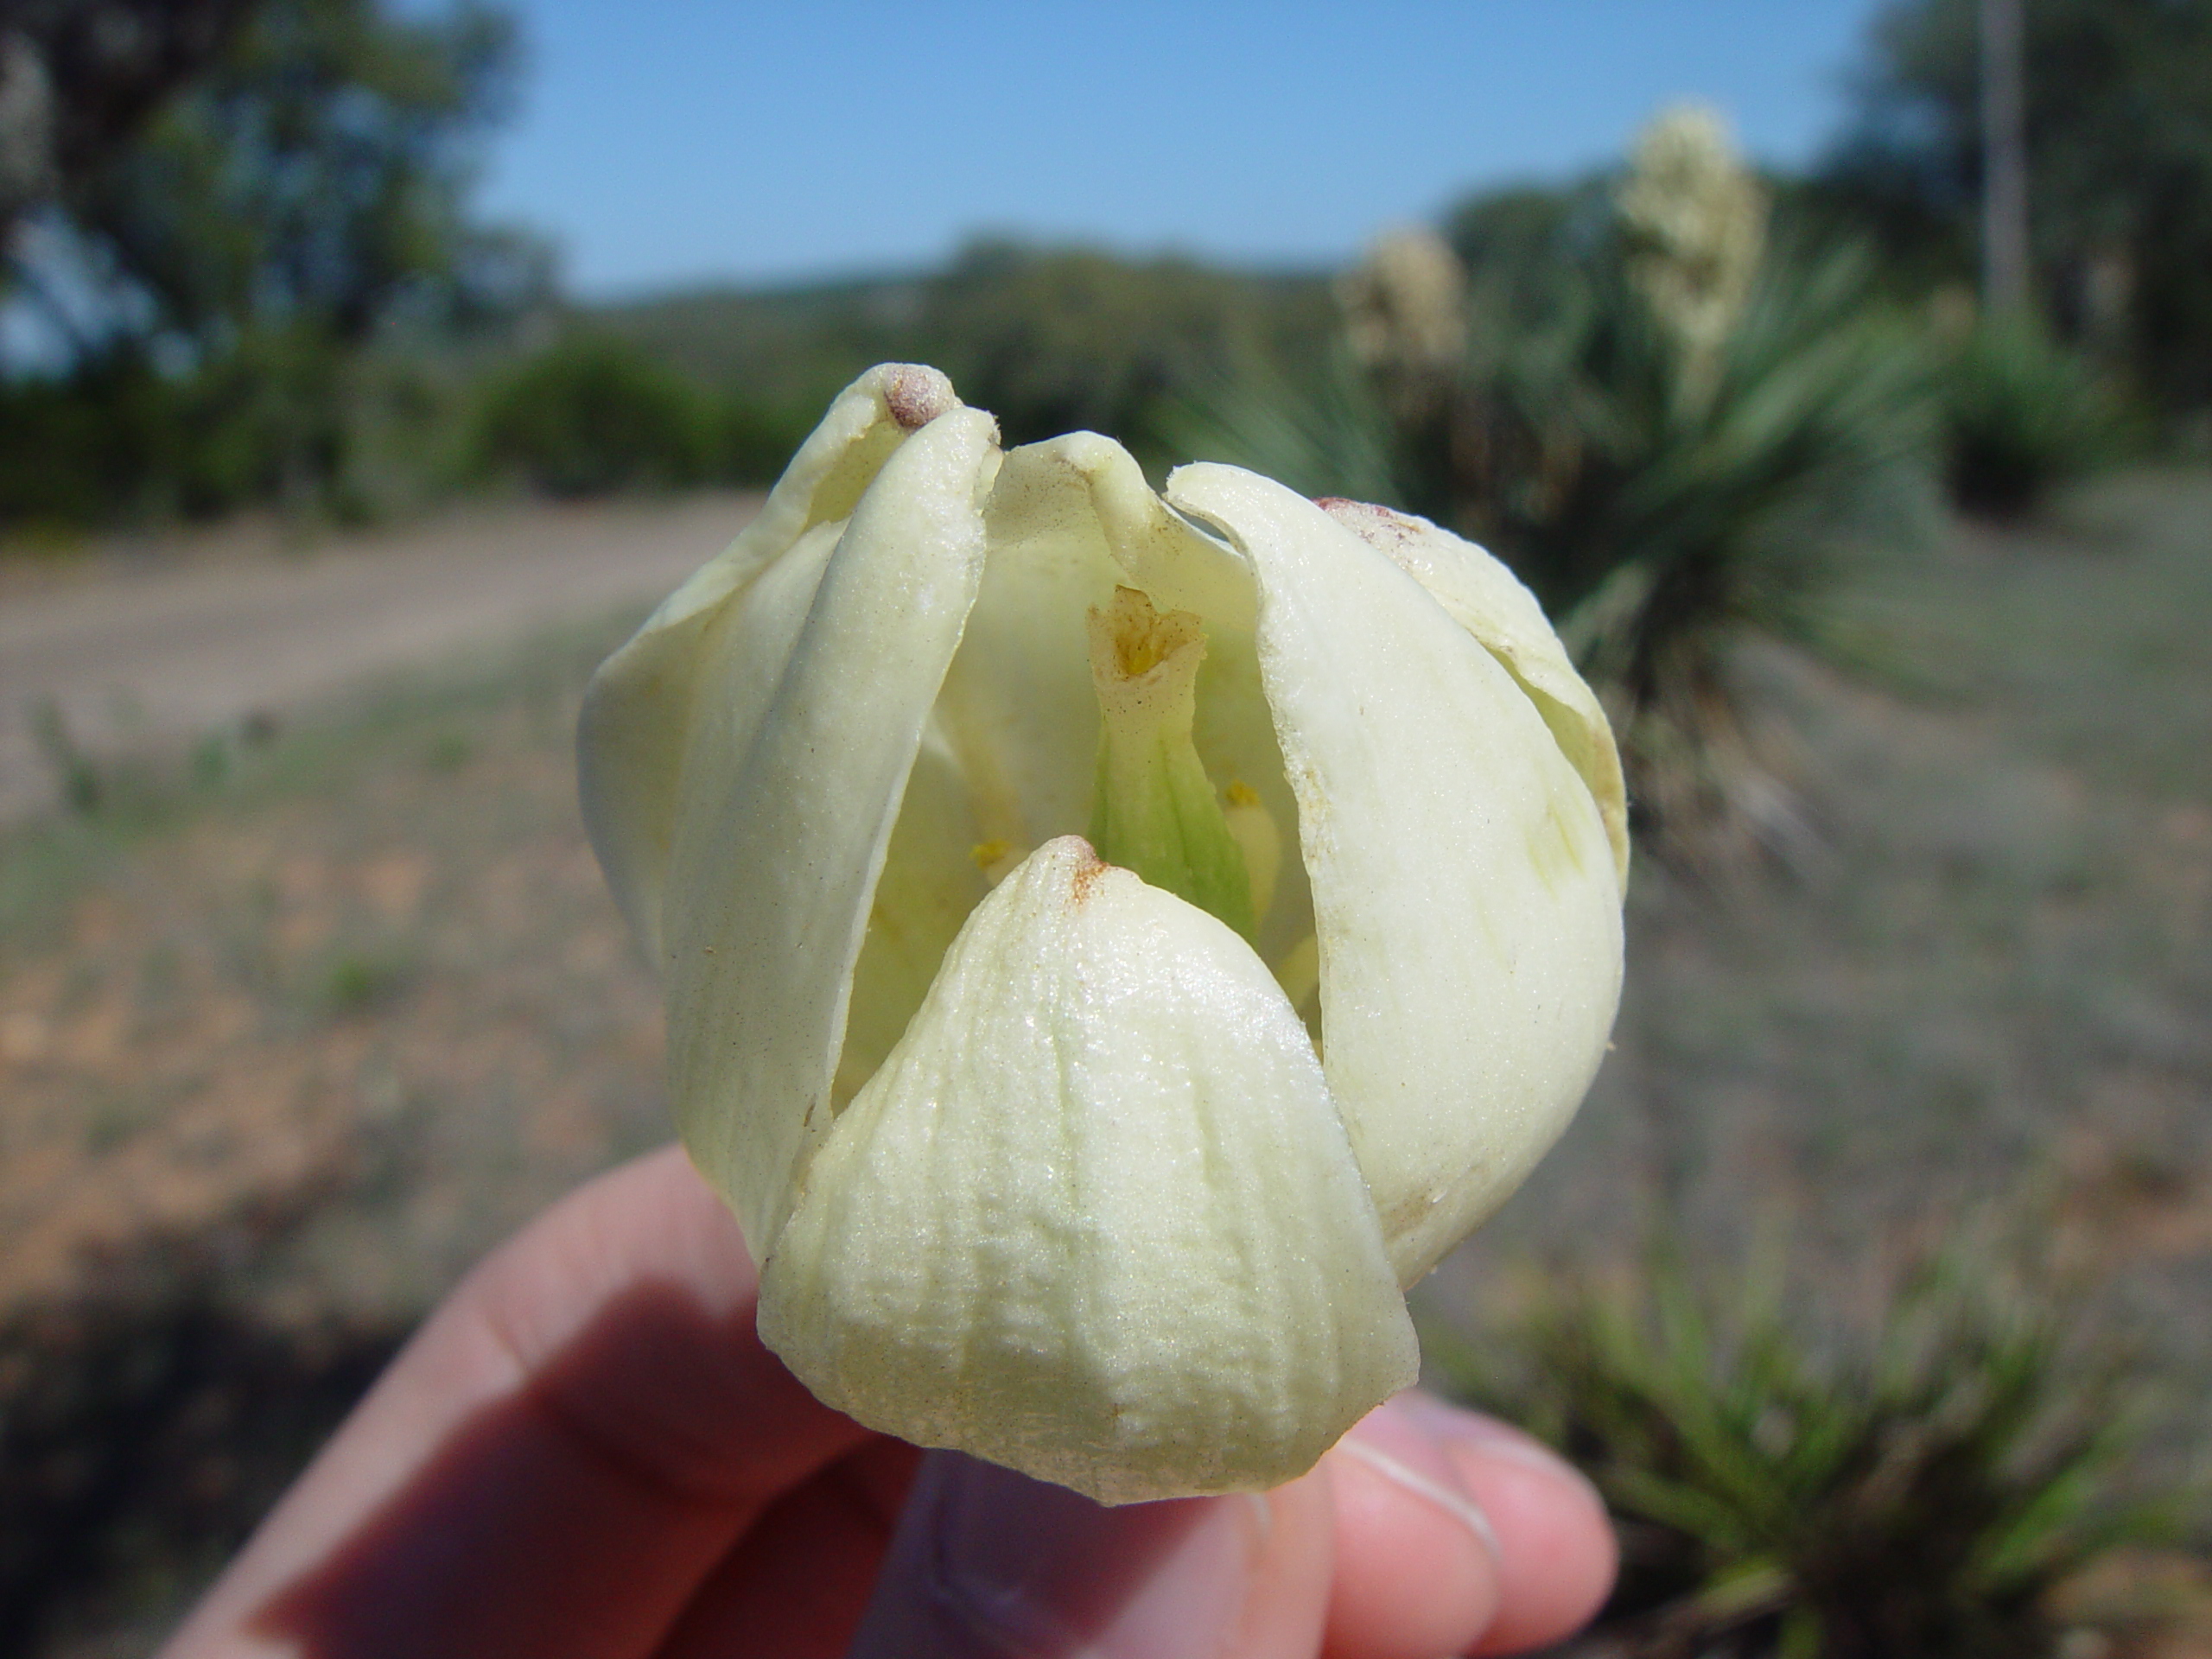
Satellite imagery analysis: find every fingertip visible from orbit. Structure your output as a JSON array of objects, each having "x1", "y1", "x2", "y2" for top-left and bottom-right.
[
  {"x1": 1321, "y1": 1402, "x2": 1499, "y2": 1659},
  {"x1": 1397, "y1": 1403, "x2": 1615, "y2": 1654},
  {"x1": 849, "y1": 1453, "x2": 1333, "y2": 1659}
]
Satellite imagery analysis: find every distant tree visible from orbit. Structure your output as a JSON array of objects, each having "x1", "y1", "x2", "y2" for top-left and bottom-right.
[
  {"x1": 472, "y1": 334, "x2": 720, "y2": 498},
  {"x1": 51, "y1": 0, "x2": 538, "y2": 351},
  {"x1": 1819, "y1": 0, "x2": 2212, "y2": 410},
  {"x1": 0, "y1": 0, "x2": 255, "y2": 246},
  {"x1": 1, "y1": 0, "x2": 541, "y2": 526}
]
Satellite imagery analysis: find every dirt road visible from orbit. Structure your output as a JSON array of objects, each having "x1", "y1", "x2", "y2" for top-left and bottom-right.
[{"x1": 0, "y1": 493, "x2": 759, "y2": 823}]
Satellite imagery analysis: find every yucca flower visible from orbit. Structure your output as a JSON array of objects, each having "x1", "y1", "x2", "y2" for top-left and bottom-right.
[
  {"x1": 1338, "y1": 225, "x2": 1470, "y2": 416},
  {"x1": 579, "y1": 364, "x2": 1627, "y2": 1503},
  {"x1": 1618, "y1": 103, "x2": 1769, "y2": 403}
]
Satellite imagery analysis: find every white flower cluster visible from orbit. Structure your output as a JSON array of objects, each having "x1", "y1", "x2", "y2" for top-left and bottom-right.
[{"x1": 1618, "y1": 104, "x2": 1770, "y2": 399}]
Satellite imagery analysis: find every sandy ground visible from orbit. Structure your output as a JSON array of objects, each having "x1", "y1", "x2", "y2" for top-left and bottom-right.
[{"x1": 0, "y1": 493, "x2": 760, "y2": 823}]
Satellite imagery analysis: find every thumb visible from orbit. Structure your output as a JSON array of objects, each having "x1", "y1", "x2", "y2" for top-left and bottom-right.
[{"x1": 846, "y1": 1451, "x2": 1335, "y2": 1658}]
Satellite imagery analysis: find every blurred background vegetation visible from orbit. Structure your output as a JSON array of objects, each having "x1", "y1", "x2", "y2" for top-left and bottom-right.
[
  {"x1": 7, "y1": 0, "x2": 2206, "y2": 862},
  {"x1": 6, "y1": 0, "x2": 2196, "y2": 545},
  {"x1": 3, "y1": 0, "x2": 2210, "y2": 1655}
]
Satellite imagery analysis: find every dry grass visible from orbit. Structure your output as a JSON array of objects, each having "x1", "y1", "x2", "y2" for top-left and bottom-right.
[
  {"x1": 0, "y1": 613, "x2": 665, "y2": 1657},
  {"x1": 1433, "y1": 470, "x2": 2212, "y2": 1388},
  {"x1": 0, "y1": 613, "x2": 666, "y2": 1332}
]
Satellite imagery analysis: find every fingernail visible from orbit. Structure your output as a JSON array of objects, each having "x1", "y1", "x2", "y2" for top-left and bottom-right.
[
  {"x1": 848, "y1": 1451, "x2": 1266, "y2": 1658},
  {"x1": 1390, "y1": 1395, "x2": 1619, "y2": 1652},
  {"x1": 1394, "y1": 1393, "x2": 1609, "y2": 1506},
  {"x1": 1340, "y1": 1399, "x2": 1500, "y2": 1560}
]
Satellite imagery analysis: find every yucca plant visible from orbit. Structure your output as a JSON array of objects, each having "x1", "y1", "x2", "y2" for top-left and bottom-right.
[
  {"x1": 1173, "y1": 110, "x2": 1941, "y2": 865},
  {"x1": 1522, "y1": 245, "x2": 1939, "y2": 856},
  {"x1": 1160, "y1": 341, "x2": 1408, "y2": 509},
  {"x1": 1429, "y1": 1239, "x2": 2184, "y2": 1659},
  {"x1": 1940, "y1": 314, "x2": 2129, "y2": 519}
]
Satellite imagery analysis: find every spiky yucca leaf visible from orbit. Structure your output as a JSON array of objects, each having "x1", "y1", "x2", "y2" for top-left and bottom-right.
[
  {"x1": 1157, "y1": 346, "x2": 1404, "y2": 507},
  {"x1": 1430, "y1": 1239, "x2": 2180, "y2": 1659}
]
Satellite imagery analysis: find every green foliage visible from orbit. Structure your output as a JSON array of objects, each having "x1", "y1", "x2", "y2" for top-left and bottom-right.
[
  {"x1": 593, "y1": 242, "x2": 1339, "y2": 473},
  {"x1": 1178, "y1": 170, "x2": 1937, "y2": 859},
  {"x1": 468, "y1": 333, "x2": 816, "y2": 495},
  {"x1": 917, "y1": 241, "x2": 1333, "y2": 461},
  {"x1": 1534, "y1": 248, "x2": 1937, "y2": 841},
  {"x1": 1445, "y1": 178, "x2": 1620, "y2": 370},
  {"x1": 28, "y1": 701, "x2": 102, "y2": 815},
  {"x1": 1158, "y1": 345, "x2": 1405, "y2": 505},
  {"x1": 0, "y1": 0, "x2": 540, "y2": 531},
  {"x1": 1941, "y1": 315, "x2": 2130, "y2": 518},
  {"x1": 1434, "y1": 1239, "x2": 2183, "y2": 1658},
  {"x1": 0, "y1": 323, "x2": 360, "y2": 525},
  {"x1": 1821, "y1": 0, "x2": 2212, "y2": 414},
  {"x1": 1507, "y1": 246, "x2": 1934, "y2": 859},
  {"x1": 588, "y1": 276, "x2": 925, "y2": 421},
  {"x1": 471, "y1": 335, "x2": 718, "y2": 497},
  {"x1": 55, "y1": 0, "x2": 536, "y2": 346},
  {"x1": 717, "y1": 395, "x2": 820, "y2": 488},
  {"x1": 315, "y1": 945, "x2": 413, "y2": 1014}
]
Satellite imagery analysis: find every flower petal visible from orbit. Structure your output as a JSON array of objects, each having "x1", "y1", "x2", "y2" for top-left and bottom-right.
[
  {"x1": 925, "y1": 433, "x2": 1249, "y2": 850},
  {"x1": 926, "y1": 438, "x2": 1128, "y2": 855},
  {"x1": 1316, "y1": 498, "x2": 1630, "y2": 885},
  {"x1": 938, "y1": 433, "x2": 1315, "y2": 964},
  {"x1": 1166, "y1": 465, "x2": 1625, "y2": 1286},
  {"x1": 664, "y1": 405, "x2": 1000, "y2": 1256},
  {"x1": 578, "y1": 364, "x2": 957, "y2": 956},
  {"x1": 759, "y1": 836, "x2": 1419, "y2": 1504},
  {"x1": 833, "y1": 724, "x2": 988, "y2": 1103}
]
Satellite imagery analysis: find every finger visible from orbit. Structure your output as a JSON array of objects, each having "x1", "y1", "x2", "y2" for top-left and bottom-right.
[
  {"x1": 1320, "y1": 1395, "x2": 1502, "y2": 1659},
  {"x1": 162, "y1": 1145, "x2": 871, "y2": 1659},
  {"x1": 656, "y1": 1438, "x2": 924, "y2": 1659},
  {"x1": 1390, "y1": 1395, "x2": 1617, "y2": 1655},
  {"x1": 848, "y1": 1451, "x2": 1338, "y2": 1658}
]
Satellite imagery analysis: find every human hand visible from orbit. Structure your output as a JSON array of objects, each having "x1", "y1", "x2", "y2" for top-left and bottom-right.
[{"x1": 161, "y1": 1146, "x2": 1613, "y2": 1658}]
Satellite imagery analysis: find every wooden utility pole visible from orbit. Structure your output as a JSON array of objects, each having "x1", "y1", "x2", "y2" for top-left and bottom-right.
[{"x1": 1980, "y1": 0, "x2": 2031, "y2": 314}]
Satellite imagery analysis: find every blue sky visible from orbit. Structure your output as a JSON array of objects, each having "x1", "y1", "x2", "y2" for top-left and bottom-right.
[{"x1": 475, "y1": 1, "x2": 1891, "y2": 300}]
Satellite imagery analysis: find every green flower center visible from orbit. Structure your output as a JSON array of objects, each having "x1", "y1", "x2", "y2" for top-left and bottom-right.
[{"x1": 1085, "y1": 586, "x2": 1256, "y2": 942}]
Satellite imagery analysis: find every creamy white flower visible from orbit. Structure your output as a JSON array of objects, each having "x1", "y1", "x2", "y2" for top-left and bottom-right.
[
  {"x1": 579, "y1": 364, "x2": 1629, "y2": 1504},
  {"x1": 1618, "y1": 103, "x2": 1769, "y2": 400}
]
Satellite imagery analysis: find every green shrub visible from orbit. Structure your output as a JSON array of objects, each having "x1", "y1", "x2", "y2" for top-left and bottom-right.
[
  {"x1": 918, "y1": 240, "x2": 1336, "y2": 463},
  {"x1": 1177, "y1": 112, "x2": 1951, "y2": 864},
  {"x1": 1432, "y1": 1238, "x2": 2183, "y2": 1658},
  {"x1": 472, "y1": 335, "x2": 721, "y2": 497},
  {"x1": 1941, "y1": 316, "x2": 2129, "y2": 519},
  {"x1": 1160, "y1": 345, "x2": 1406, "y2": 506},
  {"x1": 716, "y1": 396, "x2": 816, "y2": 486},
  {"x1": 0, "y1": 329, "x2": 347, "y2": 531}
]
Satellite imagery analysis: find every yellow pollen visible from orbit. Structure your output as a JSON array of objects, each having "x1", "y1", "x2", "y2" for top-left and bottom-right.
[
  {"x1": 969, "y1": 840, "x2": 1012, "y2": 870},
  {"x1": 1097, "y1": 586, "x2": 1205, "y2": 682},
  {"x1": 1224, "y1": 780, "x2": 1260, "y2": 807}
]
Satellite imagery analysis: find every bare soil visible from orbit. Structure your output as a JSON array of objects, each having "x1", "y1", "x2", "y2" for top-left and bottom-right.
[{"x1": 0, "y1": 493, "x2": 759, "y2": 823}]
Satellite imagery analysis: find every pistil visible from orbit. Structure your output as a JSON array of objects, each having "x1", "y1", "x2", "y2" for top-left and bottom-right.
[{"x1": 1085, "y1": 587, "x2": 1255, "y2": 940}]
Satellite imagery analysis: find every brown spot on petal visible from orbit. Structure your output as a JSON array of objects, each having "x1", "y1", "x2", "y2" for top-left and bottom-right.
[
  {"x1": 1316, "y1": 496, "x2": 1427, "y2": 553},
  {"x1": 1066, "y1": 840, "x2": 1112, "y2": 907},
  {"x1": 885, "y1": 365, "x2": 955, "y2": 431}
]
